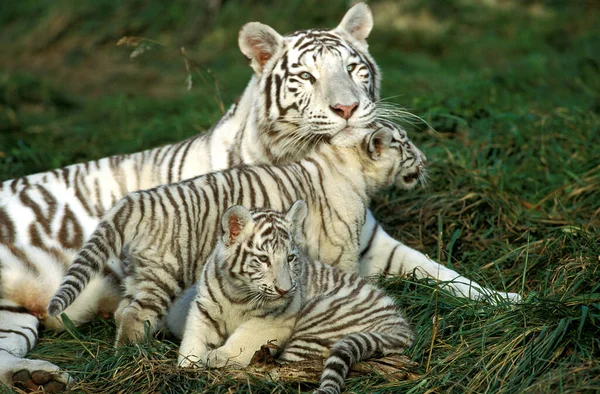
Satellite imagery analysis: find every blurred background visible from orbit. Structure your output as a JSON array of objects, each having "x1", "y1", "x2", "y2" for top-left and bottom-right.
[{"x1": 0, "y1": 1, "x2": 599, "y2": 392}]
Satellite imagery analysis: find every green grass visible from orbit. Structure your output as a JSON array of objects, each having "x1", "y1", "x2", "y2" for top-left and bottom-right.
[{"x1": 1, "y1": 0, "x2": 599, "y2": 393}]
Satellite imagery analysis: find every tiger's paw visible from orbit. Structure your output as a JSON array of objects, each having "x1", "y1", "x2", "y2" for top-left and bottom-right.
[
  {"x1": 503, "y1": 292, "x2": 522, "y2": 303},
  {"x1": 0, "y1": 355, "x2": 71, "y2": 393},
  {"x1": 205, "y1": 349, "x2": 244, "y2": 369},
  {"x1": 178, "y1": 354, "x2": 203, "y2": 368},
  {"x1": 483, "y1": 290, "x2": 522, "y2": 305},
  {"x1": 12, "y1": 369, "x2": 68, "y2": 393}
]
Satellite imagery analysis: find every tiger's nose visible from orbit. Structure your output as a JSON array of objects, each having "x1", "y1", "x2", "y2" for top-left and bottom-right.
[
  {"x1": 274, "y1": 286, "x2": 290, "y2": 296},
  {"x1": 330, "y1": 102, "x2": 358, "y2": 120}
]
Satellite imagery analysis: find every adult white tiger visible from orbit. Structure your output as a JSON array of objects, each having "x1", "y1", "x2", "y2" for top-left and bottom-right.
[{"x1": 0, "y1": 3, "x2": 519, "y2": 391}]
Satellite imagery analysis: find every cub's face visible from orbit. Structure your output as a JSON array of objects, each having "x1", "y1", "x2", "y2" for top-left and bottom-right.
[
  {"x1": 221, "y1": 204, "x2": 307, "y2": 307},
  {"x1": 365, "y1": 122, "x2": 428, "y2": 191},
  {"x1": 239, "y1": 3, "x2": 380, "y2": 162},
  {"x1": 241, "y1": 225, "x2": 299, "y2": 303}
]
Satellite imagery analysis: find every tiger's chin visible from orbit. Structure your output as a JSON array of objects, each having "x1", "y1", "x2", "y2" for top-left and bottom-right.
[{"x1": 329, "y1": 126, "x2": 371, "y2": 147}]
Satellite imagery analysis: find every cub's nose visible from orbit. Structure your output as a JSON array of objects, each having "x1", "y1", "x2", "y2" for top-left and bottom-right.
[{"x1": 330, "y1": 102, "x2": 358, "y2": 120}]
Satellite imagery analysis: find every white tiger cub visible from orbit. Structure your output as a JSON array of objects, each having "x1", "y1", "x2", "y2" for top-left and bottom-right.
[
  {"x1": 177, "y1": 202, "x2": 414, "y2": 394},
  {"x1": 47, "y1": 123, "x2": 424, "y2": 346}
]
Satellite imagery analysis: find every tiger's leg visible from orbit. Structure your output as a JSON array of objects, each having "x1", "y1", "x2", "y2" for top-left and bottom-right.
[
  {"x1": 177, "y1": 295, "x2": 223, "y2": 368},
  {"x1": 358, "y1": 210, "x2": 521, "y2": 302},
  {"x1": 0, "y1": 300, "x2": 70, "y2": 393},
  {"x1": 115, "y1": 252, "x2": 183, "y2": 346},
  {"x1": 205, "y1": 318, "x2": 294, "y2": 368}
]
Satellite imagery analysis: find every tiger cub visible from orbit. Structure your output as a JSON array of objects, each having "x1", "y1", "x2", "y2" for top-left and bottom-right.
[
  {"x1": 47, "y1": 122, "x2": 425, "y2": 346},
  {"x1": 177, "y1": 202, "x2": 414, "y2": 394}
]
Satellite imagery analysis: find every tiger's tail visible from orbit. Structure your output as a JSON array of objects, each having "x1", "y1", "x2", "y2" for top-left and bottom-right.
[
  {"x1": 47, "y1": 198, "x2": 132, "y2": 316},
  {"x1": 315, "y1": 330, "x2": 414, "y2": 394}
]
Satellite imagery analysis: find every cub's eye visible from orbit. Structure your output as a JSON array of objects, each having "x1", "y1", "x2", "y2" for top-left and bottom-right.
[
  {"x1": 287, "y1": 254, "x2": 295, "y2": 263},
  {"x1": 258, "y1": 255, "x2": 271, "y2": 266},
  {"x1": 347, "y1": 64, "x2": 357, "y2": 73},
  {"x1": 299, "y1": 72, "x2": 314, "y2": 80}
]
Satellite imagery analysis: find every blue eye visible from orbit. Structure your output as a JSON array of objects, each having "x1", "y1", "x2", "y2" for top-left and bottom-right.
[
  {"x1": 299, "y1": 72, "x2": 313, "y2": 80},
  {"x1": 347, "y1": 64, "x2": 357, "y2": 72},
  {"x1": 258, "y1": 255, "x2": 271, "y2": 266}
]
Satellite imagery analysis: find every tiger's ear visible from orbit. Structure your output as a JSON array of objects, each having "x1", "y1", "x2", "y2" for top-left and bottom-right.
[
  {"x1": 336, "y1": 2, "x2": 373, "y2": 45},
  {"x1": 367, "y1": 128, "x2": 393, "y2": 160},
  {"x1": 239, "y1": 22, "x2": 283, "y2": 74},
  {"x1": 222, "y1": 205, "x2": 254, "y2": 246},
  {"x1": 285, "y1": 200, "x2": 308, "y2": 243}
]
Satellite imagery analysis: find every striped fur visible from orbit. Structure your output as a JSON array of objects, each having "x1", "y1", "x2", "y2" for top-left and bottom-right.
[
  {"x1": 0, "y1": 4, "x2": 385, "y2": 385},
  {"x1": 47, "y1": 124, "x2": 425, "y2": 346},
  {"x1": 0, "y1": 2, "x2": 381, "y2": 333},
  {"x1": 0, "y1": 2, "x2": 519, "y2": 388},
  {"x1": 176, "y1": 204, "x2": 413, "y2": 394}
]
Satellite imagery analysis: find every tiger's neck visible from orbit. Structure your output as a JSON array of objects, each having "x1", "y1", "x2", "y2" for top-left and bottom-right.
[{"x1": 197, "y1": 76, "x2": 274, "y2": 171}]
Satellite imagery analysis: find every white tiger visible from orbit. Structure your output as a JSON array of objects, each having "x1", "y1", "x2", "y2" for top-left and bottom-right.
[
  {"x1": 0, "y1": 3, "x2": 519, "y2": 390},
  {"x1": 47, "y1": 124, "x2": 423, "y2": 347},
  {"x1": 176, "y1": 202, "x2": 414, "y2": 394}
]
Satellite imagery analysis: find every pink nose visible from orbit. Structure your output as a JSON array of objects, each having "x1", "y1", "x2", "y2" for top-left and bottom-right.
[
  {"x1": 330, "y1": 102, "x2": 358, "y2": 120},
  {"x1": 275, "y1": 286, "x2": 289, "y2": 296}
]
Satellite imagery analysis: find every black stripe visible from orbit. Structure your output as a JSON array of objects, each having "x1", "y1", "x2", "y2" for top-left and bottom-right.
[
  {"x1": 0, "y1": 305, "x2": 30, "y2": 314},
  {"x1": 0, "y1": 329, "x2": 33, "y2": 352},
  {"x1": 383, "y1": 244, "x2": 400, "y2": 274}
]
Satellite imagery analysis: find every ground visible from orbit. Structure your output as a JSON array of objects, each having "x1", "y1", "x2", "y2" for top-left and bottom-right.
[{"x1": 0, "y1": 0, "x2": 598, "y2": 393}]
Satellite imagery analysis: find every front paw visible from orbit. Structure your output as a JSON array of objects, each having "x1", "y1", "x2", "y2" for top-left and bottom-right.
[
  {"x1": 178, "y1": 354, "x2": 203, "y2": 368},
  {"x1": 503, "y1": 292, "x2": 522, "y2": 303},
  {"x1": 205, "y1": 349, "x2": 243, "y2": 369},
  {"x1": 0, "y1": 355, "x2": 72, "y2": 393},
  {"x1": 485, "y1": 290, "x2": 523, "y2": 305}
]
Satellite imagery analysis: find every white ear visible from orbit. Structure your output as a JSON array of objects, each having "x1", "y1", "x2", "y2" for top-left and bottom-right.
[
  {"x1": 285, "y1": 200, "x2": 308, "y2": 227},
  {"x1": 337, "y1": 2, "x2": 373, "y2": 44},
  {"x1": 285, "y1": 200, "x2": 307, "y2": 243},
  {"x1": 239, "y1": 22, "x2": 283, "y2": 74},
  {"x1": 367, "y1": 127, "x2": 393, "y2": 160},
  {"x1": 222, "y1": 205, "x2": 254, "y2": 246}
]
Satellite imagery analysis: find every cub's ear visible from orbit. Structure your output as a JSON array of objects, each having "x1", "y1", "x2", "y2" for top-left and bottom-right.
[
  {"x1": 367, "y1": 127, "x2": 393, "y2": 160},
  {"x1": 222, "y1": 205, "x2": 254, "y2": 246},
  {"x1": 285, "y1": 200, "x2": 308, "y2": 244},
  {"x1": 336, "y1": 2, "x2": 373, "y2": 45},
  {"x1": 239, "y1": 22, "x2": 283, "y2": 74}
]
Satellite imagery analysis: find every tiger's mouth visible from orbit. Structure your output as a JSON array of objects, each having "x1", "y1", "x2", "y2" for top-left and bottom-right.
[
  {"x1": 403, "y1": 172, "x2": 420, "y2": 184},
  {"x1": 397, "y1": 163, "x2": 426, "y2": 190}
]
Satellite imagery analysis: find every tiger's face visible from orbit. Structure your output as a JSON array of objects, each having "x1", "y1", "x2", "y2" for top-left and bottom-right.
[
  {"x1": 220, "y1": 202, "x2": 307, "y2": 307},
  {"x1": 361, "y1": 122, "x2": 427, "y2": 191},
  {"x1": 239, "y1": 3, "x2": 380, "y2": 162}
]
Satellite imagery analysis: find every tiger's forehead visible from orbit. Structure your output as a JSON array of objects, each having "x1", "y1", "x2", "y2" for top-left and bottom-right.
[
  {"x1": 249, "y1": 210, "x2": 294, "y2": 249},
  {"x1": 284, "y1": 28, "x2": 360, "y2": 65}
]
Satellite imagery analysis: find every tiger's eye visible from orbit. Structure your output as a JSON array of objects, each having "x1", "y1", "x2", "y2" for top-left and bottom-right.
[
  {"x1": 259, "y1": 255, "x2": 270, "y2": 266},
  {"x1": 287, "y1": 254, "x2": 295, "y2": 263},
  {"x1": 347, "y1": 64, "x2": 356, "y2": 72},
  {"x1": 299, "y1": 72, "x2": 313, "y2": 80}
]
